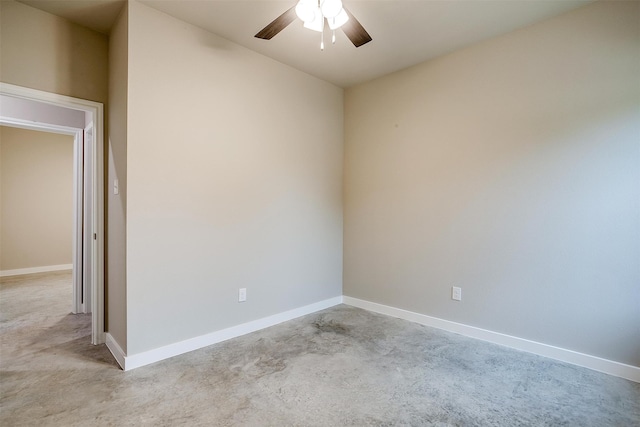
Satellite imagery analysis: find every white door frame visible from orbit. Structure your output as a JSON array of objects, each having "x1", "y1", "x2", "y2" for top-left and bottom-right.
[
  {"x1": 0, "y1": 82, "x2": 105, "y2": 345},
  {"x1": 72, "y1": 127, "x2": 86, "y2": 314},
  {"x1": 81, "y1": 122, "x2": 95, "y2": 314}
]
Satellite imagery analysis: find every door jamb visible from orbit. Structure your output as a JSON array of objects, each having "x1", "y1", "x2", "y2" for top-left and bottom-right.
[{"x1": 72, "y1": 128, "x2": 85, "y2": 314}]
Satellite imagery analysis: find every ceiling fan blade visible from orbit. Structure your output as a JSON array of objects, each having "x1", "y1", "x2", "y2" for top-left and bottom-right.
[
  {"x1": 255, "y1": 6, "x2": 297, "y2": 40},
  {"x1": 341, "y1": 7, "x2": 372, "y2": 47}
]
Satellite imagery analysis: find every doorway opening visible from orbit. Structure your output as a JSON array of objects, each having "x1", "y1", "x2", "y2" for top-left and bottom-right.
[{"x1": 0, "y1": 83, "x2": 105, "y2": 345}]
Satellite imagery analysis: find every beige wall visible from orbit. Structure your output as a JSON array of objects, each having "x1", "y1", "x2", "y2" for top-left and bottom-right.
[
  {"x1": 124, "y1": 1, "x2": 343, "y2": 354},
  {"x1": 107, "y1": 3, "x2": 128, "y2": 352},
  {"x1": 0, "y1": 126, "x2": 74, "y2": 271},
  {"x1": 344, "y1": 1, "x2": 640, "y2": 367},
  {"x1": 0, "y1": 0, "x2": 108, "y2": 104}
]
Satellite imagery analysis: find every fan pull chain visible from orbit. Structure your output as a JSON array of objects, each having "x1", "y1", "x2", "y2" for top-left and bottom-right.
[
  {"x1": 320, "y1": 21, "x2": 325, "y2": 50},
  {"x1": 332, "y1": 30, "x2": 336, "y2": 44}
]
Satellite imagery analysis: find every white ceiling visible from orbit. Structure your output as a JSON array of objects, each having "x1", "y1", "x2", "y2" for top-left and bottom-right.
[{"x1": 18, "y1": 0, "x2": 594, "y2": 88}]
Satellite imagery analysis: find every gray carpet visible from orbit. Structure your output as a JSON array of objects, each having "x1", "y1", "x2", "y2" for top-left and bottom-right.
[{"x1": 1, "y1": 271, "x2": 639, "y2": 426}]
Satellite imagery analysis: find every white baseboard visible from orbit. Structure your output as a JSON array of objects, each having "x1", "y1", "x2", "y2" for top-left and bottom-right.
[
  {"x1": 105, "y1": 333, "x2": 126, "y2": 370},
  {"x1": 0, "y1": 264, "x2": 72, "y2": 277},
  {"x1": 120, "y1": 296, "x2": 343, "y2": 371},
  {"x1": 343, "y1": 296, "x2": 640, "y2": 383},
  {"x1": 103, "y1": 294, "x2": 639, "y2": 382}
]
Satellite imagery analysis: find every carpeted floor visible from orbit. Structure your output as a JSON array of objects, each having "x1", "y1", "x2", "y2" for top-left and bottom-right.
[{"x1": 1, "y1": 271, "x2": 639, "y2": 426}]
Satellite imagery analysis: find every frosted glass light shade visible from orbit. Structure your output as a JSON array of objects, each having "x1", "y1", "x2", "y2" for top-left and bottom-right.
[
  {"x1": 327, "y1": 7, "x2": 349, "y2": 30},
  {"x1": 295, "y1": 0, "x2": 316, "y2": 23},
  {"x1": 321, "y1": 0, "x2": 343, "y2": 19},
  {"x1": 303, "y1": 7, "x2": 324, "y2": 32}
]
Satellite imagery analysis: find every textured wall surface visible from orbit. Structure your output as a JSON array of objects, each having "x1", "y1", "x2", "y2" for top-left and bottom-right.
[
  {"x1": 124, "y1": 1, "x2": 343, "y2": 354},
  {"x1": 106, "y1": 2, "x2": 129, "y2": 353},
  {"x1": 0, "y1": 126, "x2": 74, "y2": 271},
  {"x1": 0, "y1": 0, "x2": 108, "y2": 104},
  {"x1": 344, "y1": 1, "x2": 640, "y2": 366}
]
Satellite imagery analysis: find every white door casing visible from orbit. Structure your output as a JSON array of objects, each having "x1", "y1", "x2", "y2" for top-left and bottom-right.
[{"x1": 0, "y1": 82, "x2": 105, "y2": 345}]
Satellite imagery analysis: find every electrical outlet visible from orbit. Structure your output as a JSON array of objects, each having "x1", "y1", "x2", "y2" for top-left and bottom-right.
[
  {"x1": 452, "y1": 286, "x2": 462, "y2": 301},
  {"x1": 238, "y1": 288, "x2": 247, "y2": 302}
]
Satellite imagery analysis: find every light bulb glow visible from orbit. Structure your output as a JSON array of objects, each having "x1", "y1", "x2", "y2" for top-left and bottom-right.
[
  {"x1": 303, "y1": 5, "x2": 324, "y2": 32},
  {"x1": 295, "y1": 0, "x2": 315, "y2": 23},
  {"x1": 321, "y1": 0, "x2": 342, "y2": 19}
]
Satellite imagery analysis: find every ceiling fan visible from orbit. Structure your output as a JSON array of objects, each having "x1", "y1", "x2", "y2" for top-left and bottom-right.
[{"x1": 255, "y1": 0, "x2": 372, "y2": 49}]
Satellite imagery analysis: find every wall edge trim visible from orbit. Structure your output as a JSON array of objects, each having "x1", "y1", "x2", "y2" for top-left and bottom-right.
[
  {"x1": 105, "y1": 333, "x2": 125, "y2": 370},
  {"x1": 342, "y1": 296, "x2": 640, "y2": 383}
]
